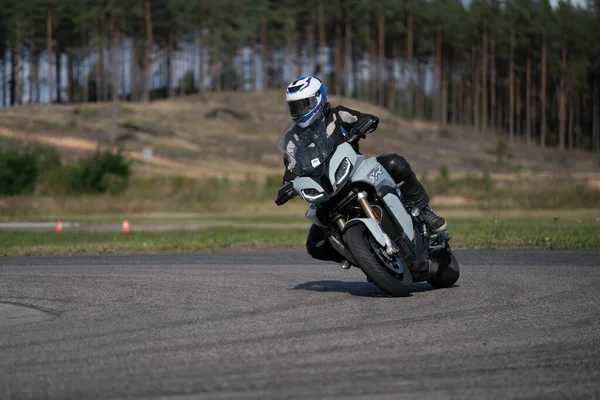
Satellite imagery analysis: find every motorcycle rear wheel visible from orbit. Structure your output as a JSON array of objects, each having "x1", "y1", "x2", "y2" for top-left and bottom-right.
[
  {"x1": 427, "y1": 248, "x2": 460, "y2": 289},
  {"x1": 344, "y1": 224, "x2": 413, "y2": 297}
]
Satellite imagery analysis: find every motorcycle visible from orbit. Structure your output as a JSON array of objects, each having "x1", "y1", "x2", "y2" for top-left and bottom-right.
[{"x1": 275, "y1": 116, "x2": 460, "y2": 297}]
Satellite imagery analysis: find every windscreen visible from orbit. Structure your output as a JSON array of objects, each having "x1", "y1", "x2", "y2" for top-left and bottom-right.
[{"x1": 277, "y1": 117, "x2": 335, "y2": 176}]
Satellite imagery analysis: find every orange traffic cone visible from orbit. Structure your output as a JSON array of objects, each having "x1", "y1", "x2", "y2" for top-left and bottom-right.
[
  {"x1": 122, "y1": 219, "x2": 130, "y2": 233},
  {"x1": 55, "y1": 220, "x2": 63, "y2": 232}
]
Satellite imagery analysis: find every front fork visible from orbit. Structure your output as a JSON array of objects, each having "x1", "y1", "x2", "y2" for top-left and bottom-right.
[
  {"x1": 335, "y1": 191, "x2": 398, "y2": 257},
  {"x1": 333, "y1": 191, "x2": 376, "y2": 230}
]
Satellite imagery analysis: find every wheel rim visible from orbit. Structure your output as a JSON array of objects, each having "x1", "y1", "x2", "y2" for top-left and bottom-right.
[{"x1": 367, "y1": 235, "x2": 405, "y2": 280}]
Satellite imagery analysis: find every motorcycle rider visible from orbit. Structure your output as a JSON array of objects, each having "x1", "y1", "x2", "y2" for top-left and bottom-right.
[{"x1": 280, "y1": 76, "x2": 447, "y2": 263}]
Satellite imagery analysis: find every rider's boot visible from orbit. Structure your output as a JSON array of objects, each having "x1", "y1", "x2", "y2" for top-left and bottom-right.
[{"x1": 420, "y1": 205, "x2": 447, "y2": 233}]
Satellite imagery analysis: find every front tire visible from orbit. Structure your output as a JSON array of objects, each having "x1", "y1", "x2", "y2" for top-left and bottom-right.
[{"x1": 344, "y1": 224, "x2": 413, "y2": 297}]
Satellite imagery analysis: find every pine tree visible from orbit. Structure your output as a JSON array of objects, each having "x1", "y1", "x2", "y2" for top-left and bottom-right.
[{"x1": 0, "y1": 0, "x2": 599, "y2": 154}]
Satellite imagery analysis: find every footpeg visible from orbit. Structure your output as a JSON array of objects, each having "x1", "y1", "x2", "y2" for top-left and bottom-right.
[{"x1": 340, "y1": 260, "x2": 351, "y2": 270}]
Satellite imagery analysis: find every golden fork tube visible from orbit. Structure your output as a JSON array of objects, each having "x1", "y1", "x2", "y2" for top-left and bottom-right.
[
  {"x1": 336, "y1": 218, "x2": 346, "y2": 231},
  {"x1": 357, "y1": 192, "x2": 377, "y2": 220}
]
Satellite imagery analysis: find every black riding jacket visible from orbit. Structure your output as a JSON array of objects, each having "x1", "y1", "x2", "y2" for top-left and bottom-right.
[{"x1": 282, "y1": 103, "x2": 378, "y2": 184}]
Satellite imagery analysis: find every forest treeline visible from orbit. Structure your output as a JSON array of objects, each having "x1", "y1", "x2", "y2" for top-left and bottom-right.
[{"x1": 0, "y1": 0, "x2": 599, "y2": 152}]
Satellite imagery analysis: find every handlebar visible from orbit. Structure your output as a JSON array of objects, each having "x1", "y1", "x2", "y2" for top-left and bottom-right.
[{"x1": 347, "y1": 116, "x2": 379, "y2": 144}]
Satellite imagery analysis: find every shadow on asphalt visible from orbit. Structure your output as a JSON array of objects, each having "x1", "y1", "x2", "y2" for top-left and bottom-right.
[{"x1": 293, "y1": 280, "x2": 437, "y2": 297}]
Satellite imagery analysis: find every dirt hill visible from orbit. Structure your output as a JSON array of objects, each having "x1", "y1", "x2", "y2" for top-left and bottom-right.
[{"x1": 1, "y1": 90, "x2": 598, "y2": 181}]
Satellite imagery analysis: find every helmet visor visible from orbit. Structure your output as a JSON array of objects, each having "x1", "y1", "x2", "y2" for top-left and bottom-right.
[{"x1": 288, "y1": 97, "x2": 319, "y2": 121}]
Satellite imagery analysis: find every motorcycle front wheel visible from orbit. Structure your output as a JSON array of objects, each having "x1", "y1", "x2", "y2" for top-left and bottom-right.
[{"x1": 344, "y1": 224, "x2": 413, "y2": 297}]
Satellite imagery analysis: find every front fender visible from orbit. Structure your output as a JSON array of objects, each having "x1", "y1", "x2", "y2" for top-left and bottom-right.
[{"x1": 342, "y1": 218, "x2": 387, "y2": 247}]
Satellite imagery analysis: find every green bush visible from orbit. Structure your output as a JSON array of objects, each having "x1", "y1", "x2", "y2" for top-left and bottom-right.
[
  {"x1": 457, "y1": 171, "x2": 494, "y2": 193},
  {"x1": 36, "y1": 166, "x2": 72, "y2": 195},
  {"x1": 69, "y1": 149, "x2": 132, "y2": 194},
  {"x1": 0, "y1": 147, "x2": 39, "y2": 195},
  {"x1": 433, "y1": 164, "x2": 451, "y2": 194},
  {"x1": 0, "y1": 144, "x2": 133, "y2": 196},
  {"x1": 0, "y1": 144, "x2": 62, "y2": 195},
  {"x1": 101, "y1": 173, "x2": 128, "y2": 195},
  {"x1": 33, "y1": 145, "x2": 62, "y2": 172}
]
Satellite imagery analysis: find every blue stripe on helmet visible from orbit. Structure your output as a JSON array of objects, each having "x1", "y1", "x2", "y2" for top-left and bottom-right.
[
  {"x1": 298, "y1": 77, "x2": 312, "y2": 92},
  {"x1": 300, "y1": 96, "x2": 325, "y2": 124},
  {"x1": 288, "y1": 76, "x2": 311, "y2": 94},
  {"x1": 318, "y1": 82, "x2": 327, "y2": 101}
]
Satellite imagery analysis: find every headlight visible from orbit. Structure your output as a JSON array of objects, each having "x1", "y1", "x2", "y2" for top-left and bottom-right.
[
  {"x1": 301, "y1": 188, "x2": 324, "y2": 201},
  {"x1": 335, "y1": 158, "x2": 352, "y2": 185}
]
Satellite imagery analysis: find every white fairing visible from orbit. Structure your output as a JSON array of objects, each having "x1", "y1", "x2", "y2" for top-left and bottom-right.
[
  {"x1": 346, "y1": 218, "x2": 388, "y2": 247},
  {"x1": 294, "y1": 141, "x2": 415, "y2": 242},
  {"x1": 328, "y1": 143, "x2": 358, "y2": 191},
  {"x1": 351, "y1": 157, "x2": 396, "y2": 192},
  {"x1": 293, "y1": 177, "x2": 328, "y2": 204},
  {"x1": 383, "y1": 193, "x2": 415, "y2": 241}
]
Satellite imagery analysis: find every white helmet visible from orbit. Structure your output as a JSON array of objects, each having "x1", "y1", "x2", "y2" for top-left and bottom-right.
[{"x1": 285, "y1": 76, "x2": 327, "y2": 128}]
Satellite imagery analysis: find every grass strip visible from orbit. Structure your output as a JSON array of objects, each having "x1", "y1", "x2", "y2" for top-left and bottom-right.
[
  {"x1": 2, "y1": 207, "x2": 598, "y2": 225},
  {"x1": 448, "y1": 218, "x2": 600, "y2": 250},
  {"x1": 1, "y1": 217, "x2": 599, "y2": 256},
  {"x1": 0, "y1": 227, "x2": 309, "y2": 256}
]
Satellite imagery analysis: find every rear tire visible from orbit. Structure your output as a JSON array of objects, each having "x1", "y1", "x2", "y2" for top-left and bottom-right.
[
  {"x1": 344, "y1": 224, "x2": 413, "y2": 297},
  {"x1": 427, "y1": 248, "x2": 460, "y2": 289}
]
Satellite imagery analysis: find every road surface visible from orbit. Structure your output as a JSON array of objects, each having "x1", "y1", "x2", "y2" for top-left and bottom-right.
[{"x1": 1, "y1": 250, "x2": 599, "y2": 399}]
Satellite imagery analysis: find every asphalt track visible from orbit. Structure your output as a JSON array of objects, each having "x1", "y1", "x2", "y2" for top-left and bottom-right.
[{"x1": 1, "y1": 250, "x2": 599, "y2": 400}]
